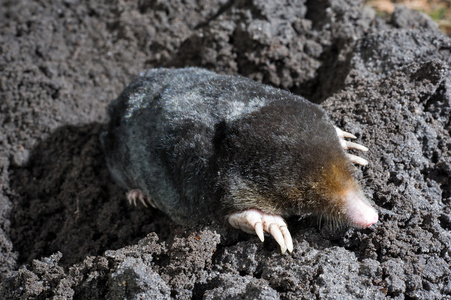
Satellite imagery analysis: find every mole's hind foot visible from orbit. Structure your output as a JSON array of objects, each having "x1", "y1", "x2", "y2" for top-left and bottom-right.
[
  {"x1": 335, "y1": 126, "x2": 369, "y2": 166},
  {"x1": 227, "y1": 209, "x2": 293, "y2": 254},
  {"x1": 126, "y1": 189, "x2": 156, "y2": 208}
]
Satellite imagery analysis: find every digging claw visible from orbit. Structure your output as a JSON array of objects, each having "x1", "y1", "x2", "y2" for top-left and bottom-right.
[
  {"x1": 339, "y1": 140, "x2": 368, "y2": 152},
  {"x1": 347, "y1": 153, "x2": 369, "y2": 166},
  {"x1": 227, "y1": 209, "x2": 293, "y2": 254},
  {"x1": 335, "y1": 126, "x2": 369, "y2": 166},
  {"x1": 255, "y1": 221, "x2": 265, "y2": 242},
  {"x1": 335, "y1": 126, "x2": 357, "y2": 139}
]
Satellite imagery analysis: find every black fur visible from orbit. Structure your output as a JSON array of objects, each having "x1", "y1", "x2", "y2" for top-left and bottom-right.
[{"x1": 101, "y1": 68, "x2": 352, "y2": 225}]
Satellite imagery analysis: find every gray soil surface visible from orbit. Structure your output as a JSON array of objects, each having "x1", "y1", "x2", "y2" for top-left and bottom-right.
[{"x1": 1, "y1": 0, "x2": 450, "y2": 299}]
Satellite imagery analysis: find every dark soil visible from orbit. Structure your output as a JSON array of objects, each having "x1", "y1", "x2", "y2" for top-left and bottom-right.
[{"x1": 1, "y1": 0, "x2": 450, "y2": 299}]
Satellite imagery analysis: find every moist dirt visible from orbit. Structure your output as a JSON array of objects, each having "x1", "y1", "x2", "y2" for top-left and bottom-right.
[{"x1": 1, "y1": 0, "x2": 450, "y2": 299}]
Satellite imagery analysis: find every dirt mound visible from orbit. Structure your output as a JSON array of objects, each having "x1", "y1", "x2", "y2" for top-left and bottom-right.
[{"x1": 1, "y1": 1, "x2": 449, "y2": 298}]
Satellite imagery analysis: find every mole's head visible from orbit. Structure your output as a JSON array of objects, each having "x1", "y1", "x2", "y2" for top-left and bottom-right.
[
  {"x1": 297, "y1": 148, "x2": 379, "y2": 229},
  {"x1": 220, "y1": 100, "x2": 378, "y2": 229}
]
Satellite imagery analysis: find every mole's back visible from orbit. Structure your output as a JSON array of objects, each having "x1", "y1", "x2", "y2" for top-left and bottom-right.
[{"x1": 101, "y1": 67, "x2": 324, "y2": 224}]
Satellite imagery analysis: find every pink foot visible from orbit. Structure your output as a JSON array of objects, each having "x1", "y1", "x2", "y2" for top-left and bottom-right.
[
  {"x1": 335, "y1": 126, "x2": 369, "y2": 166},
  {"x1": 126, "y1": 189, "x2": 156, "y2": 208},
  {"x1": 227, "y1": 209, "x2": 293, "y2": 254}
]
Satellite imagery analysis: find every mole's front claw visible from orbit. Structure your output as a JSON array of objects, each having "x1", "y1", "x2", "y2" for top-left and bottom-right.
[
  {"x1": 347, "y1": 153, "x2": 369, "y2": 166},
  {"x1": 339, "y1": 139, "x2": 369, "y2": 152},
  {"x1": 227, "y1": 209, "x2": 293, "y2": 254},
  {"x1": 126, "y1": 189, "x2": 156, "y2": 208},
  {"x1": 335, "y1": 126, "x2": 357, "y2": 139},
  {"x1": 335, "y1": 126, "x2": 369, "y2": 165}
]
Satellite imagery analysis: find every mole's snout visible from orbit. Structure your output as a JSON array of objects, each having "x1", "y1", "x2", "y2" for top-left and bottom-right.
[{"x1": 343, "y1": 189, "x2": 378, "y2": 228}]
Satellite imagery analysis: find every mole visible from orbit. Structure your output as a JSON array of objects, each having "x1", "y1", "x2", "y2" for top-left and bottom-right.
[{"x1": 100, "y1": 67, "x2": 378, "y2": 254}]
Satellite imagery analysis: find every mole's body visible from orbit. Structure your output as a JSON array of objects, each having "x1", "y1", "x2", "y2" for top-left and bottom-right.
[{"x1": 101, "y1": 67, "x2": 378, "y2": 253}]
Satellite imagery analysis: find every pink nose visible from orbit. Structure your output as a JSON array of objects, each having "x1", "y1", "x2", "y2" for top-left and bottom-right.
[{"x1": 343, "y1": 189, "x2": 378, "y2": 228}]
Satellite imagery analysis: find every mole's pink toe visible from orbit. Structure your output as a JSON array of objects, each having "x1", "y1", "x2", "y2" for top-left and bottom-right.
[{"x1": 227, "y1": 209, "x2": 293, "y2": 254}]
